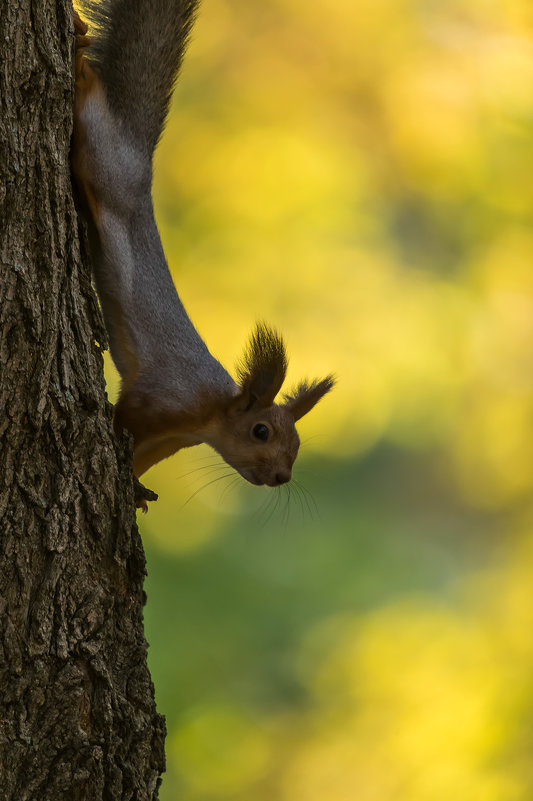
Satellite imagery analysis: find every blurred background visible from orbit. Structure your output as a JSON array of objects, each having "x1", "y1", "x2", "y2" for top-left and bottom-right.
[{"x1": 103, "y1": 0, "x2": 533, "y2": 798}]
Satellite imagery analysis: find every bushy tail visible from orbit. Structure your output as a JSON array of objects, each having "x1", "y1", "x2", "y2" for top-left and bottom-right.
[{"x1": 79, "y1": 0, "x2": 199, "y2": 157}]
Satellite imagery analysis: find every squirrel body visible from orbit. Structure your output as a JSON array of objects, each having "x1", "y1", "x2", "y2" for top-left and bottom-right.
[{"x1": 72, "y1": 2, "x2": 334, "y2": 493}]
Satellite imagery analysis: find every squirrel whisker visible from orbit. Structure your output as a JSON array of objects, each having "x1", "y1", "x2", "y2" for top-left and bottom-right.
[
  {"x1": 292, "y1": 478, "x2": 320, "y2": 520},
  {"x1": 174, "y1": 462, "x2": 234, "y2": 482},
  {"x1": 182, "y1": 473, "x2": 239, "y2": 509}
]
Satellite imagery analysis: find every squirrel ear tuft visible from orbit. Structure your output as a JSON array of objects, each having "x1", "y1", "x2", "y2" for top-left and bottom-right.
[
  {"x1": 283, "y1": 375, "x2": 336, "y2": 421},
  {"x1": 234, "y1": 322, "x2": 288, "y2": 410}
]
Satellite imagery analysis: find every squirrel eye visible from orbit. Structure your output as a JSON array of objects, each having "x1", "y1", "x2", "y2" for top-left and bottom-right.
[{"x1": 252, "y1": 423, "x2": 270, "y2": 442}]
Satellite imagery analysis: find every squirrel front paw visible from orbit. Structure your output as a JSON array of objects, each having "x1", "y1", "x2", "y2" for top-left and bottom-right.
[{"x1": 133, "y1": 476, "x2": 159, "y2": 513}]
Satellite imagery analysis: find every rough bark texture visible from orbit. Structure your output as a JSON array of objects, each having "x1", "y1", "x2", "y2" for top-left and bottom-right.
[{"x1": 0, "y1": 3, "x2": 165, "y2": 799}]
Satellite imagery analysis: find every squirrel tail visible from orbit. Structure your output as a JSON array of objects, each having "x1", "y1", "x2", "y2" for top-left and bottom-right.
[{"x1": 79, "y1": 0, "x2": 200, "y2": 157}]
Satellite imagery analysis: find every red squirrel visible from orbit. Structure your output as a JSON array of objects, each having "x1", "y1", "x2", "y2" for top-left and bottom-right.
[{"x1": 72, "y1": 2, "x2": 334, "y2": 501}]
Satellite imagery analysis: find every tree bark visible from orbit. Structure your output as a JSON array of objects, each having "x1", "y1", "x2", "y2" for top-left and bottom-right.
[{"x1": 0, "y1": 3, "x2": 165, "y2": 799}]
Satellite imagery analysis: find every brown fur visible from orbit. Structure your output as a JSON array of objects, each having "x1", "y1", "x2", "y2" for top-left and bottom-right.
[
  {"x1": 283, "y1": 377, "x2": 336, "y2": 422},
  {"x1": 209, "y1": 396, "x2": 301, "y2": 487},
  {"x1": 72, "y1": 9, "x2": 335, "y2": 504},
  {"x1": 235, "y1": 323, "x2": 288, "y2": 410},
  {"x1": 112, "y1": 324, "x2": 335, "y2": 488}
]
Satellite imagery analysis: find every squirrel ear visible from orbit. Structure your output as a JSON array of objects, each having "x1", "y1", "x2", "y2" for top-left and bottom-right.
[
  {"x1": 283, "y1": 376, "x2": 335, "y2": 422},
  {"x1": 234, "y1": 323, "x2": 288, "y2": 410}
]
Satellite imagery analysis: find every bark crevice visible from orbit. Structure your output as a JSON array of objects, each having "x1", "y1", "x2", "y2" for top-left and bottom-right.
[{"x1": 0, "y1": 3, "x2": 165, "y2": 799}]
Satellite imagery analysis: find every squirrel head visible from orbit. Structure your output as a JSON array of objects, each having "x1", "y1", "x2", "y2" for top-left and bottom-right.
[{"x1": 207, "y1": 324, "x2": 335, "y2": 487}]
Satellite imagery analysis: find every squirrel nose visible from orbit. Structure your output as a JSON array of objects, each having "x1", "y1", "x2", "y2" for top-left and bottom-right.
[{"x1": 275, "y1": 469, "x2": 291, "y2": 485}]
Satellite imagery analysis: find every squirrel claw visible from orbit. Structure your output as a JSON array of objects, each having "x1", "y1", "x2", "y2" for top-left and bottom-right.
[{"x1": 133, "y1": 476, "x2": 158, "y2": 512}]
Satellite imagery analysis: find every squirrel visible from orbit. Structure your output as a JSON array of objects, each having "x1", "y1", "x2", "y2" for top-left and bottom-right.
[{"x1": 71, "y1": 1, "x2": 334, "y2": 502}]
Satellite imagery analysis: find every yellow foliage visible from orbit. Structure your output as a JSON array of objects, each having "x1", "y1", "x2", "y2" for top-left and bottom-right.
[
  {"x1": 96, "y1": 0, "x2": 533, "y2": 796},
  {"x1": 279, "y1": 533, "x2": 533, "y2": 801}
]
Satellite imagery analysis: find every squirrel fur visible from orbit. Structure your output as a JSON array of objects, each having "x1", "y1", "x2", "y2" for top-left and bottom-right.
[{"x1": 72, "y1": 1, "x2": 334, "y2": 494}]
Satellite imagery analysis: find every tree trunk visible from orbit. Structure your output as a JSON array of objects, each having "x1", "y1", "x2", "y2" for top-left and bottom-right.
[{"x1": 0, "y1": 3, "x2": 165, "y2": 799}]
